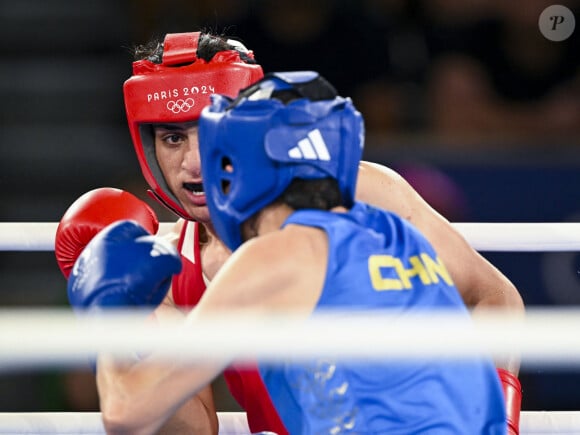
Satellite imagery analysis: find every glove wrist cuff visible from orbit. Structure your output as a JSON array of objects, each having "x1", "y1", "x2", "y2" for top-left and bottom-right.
[{"x1": 497, "y1": 368, "x2": 522, "y2": 435}]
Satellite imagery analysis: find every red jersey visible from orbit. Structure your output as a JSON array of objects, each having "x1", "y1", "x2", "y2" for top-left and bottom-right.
[{"x1": 171, "y1": 221, "x2": 288, "y2": 435}]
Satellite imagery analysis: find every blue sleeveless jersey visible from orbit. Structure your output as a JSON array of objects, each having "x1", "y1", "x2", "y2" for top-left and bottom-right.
[{"x1": 258, "y1": 202, "x2": 506, "y2": 435}]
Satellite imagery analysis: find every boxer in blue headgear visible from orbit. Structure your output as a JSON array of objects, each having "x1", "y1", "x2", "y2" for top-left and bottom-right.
[
  {"x1": 69, "y1": 71, "x2": 507, "y2": 434},
  {"x1": 194, "y1": 71, "x2": 507, "y2": 434},
  {"x1": 198, "y1": 71, "x2": 364, "y2": 250}
]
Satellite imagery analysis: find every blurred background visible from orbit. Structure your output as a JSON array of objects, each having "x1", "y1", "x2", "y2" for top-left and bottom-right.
[{"x1": 0, "y1": 0, "x2": 579, "y2": 413}]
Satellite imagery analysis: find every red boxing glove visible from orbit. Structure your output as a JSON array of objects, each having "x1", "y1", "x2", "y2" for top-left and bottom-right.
[
  {"x1": 55, "y1": 187, "x2": 159, "y2": 278},
  {"x1": 497, "y1": 368, "x2": 522, "y2": 435}
]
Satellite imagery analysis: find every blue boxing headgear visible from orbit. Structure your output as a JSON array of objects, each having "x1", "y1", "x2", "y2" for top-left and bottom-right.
[{"x1": 199, "y1": 71, "x2": 365, "y2": 251}]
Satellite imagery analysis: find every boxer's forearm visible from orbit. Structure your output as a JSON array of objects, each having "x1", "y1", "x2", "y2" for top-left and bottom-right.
[{"x1": 97, "y1": 355, "x2": 221, "y2": 435}]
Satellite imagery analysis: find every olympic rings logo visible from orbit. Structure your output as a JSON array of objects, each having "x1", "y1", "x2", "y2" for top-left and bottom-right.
[{"x1": 166, "y1": 98, "x2": 195, "y2": 114}]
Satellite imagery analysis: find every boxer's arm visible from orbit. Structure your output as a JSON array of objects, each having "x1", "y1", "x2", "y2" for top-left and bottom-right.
[
  {"x1": 153, "y1": 290, "x2": 219, "y2": 435},
  {"x1": 97, "y1": 350, "x2": 223, "y2": 435},
  {"x1": 99, "y1": 296, "x2": 220, "y2": 435},
  {"x1": 67, "y1": 220, "x2": 219, "y2": 434},
  {"x1": 101, "y1": 218, "x2": 219, "y2": 435},
  {"x1": 56, "y1": 191, "x2": 216, "y2": 433},
  {"x1": 97, "y1": 295, "x2": 219, "y2": 435},
  {"x1": 98, "y1": 228, "x2": 318, "y2": 435},
  {"x1": 356, "y1": 161, "x2": 525, "y2": 371}
]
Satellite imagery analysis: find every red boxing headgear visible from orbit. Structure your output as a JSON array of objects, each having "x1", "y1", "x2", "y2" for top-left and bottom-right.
[{"x1": 123, "y1": 32, "x2": 264, "y2": 219}]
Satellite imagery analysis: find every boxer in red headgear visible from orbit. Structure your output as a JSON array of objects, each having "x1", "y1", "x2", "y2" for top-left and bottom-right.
[
  {"x1": 122, "y1": 32, "x2": 289, "y2": 435},
  {"x1": 68, "y1": 31, "x2": 523, "y2": 435},
  {"x1": 124, "y1": 32, "x2": 264, "y2": 219}
]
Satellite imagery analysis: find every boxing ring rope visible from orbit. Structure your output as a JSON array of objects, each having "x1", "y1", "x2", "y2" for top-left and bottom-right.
[
  {"x1": 0, "y1": 412, "x2": 252, "y2": 434},
  {"x1": 1, "y1": 411, "x2": 580, "y2": 435},
  {"x1": 3, "y1": 308, "x2": 580, "y2": 367},
  {"x1": 2, "y1": 221, "x2": 580, "y2": 251},
  {"x1": 0, "y1": 309, "x2": 579, "y2": 434},
  {"x1": 0, "y1": 221, "x2": 579, "y2": 434}
]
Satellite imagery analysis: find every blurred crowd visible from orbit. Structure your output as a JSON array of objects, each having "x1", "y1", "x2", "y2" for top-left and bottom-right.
[{"x1": 129, "y1": 0, "x2": 580, "y2": 148}]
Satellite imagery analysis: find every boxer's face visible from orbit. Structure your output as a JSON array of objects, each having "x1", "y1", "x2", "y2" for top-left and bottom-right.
[{"x1": 153, "y1": 122, "x2": 211, "y2": 224}]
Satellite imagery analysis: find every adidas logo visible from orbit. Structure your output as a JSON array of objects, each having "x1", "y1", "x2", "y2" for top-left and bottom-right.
[{"x1": 288, "y1": 129, "x2": 330, "y2": 161}]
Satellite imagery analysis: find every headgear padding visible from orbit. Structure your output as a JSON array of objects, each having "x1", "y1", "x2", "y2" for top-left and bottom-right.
[
  {"x1": 199, "y1": 71, "x2": 365, "y2": 251},
  {"x1": 123, "y1": 32, "x2": 264, "y2": 219}
]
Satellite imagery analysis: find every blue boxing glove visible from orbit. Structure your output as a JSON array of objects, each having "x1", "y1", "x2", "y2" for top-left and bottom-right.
[{"x1": 67, "y1": 220, "x2": 182, "y2": 312}]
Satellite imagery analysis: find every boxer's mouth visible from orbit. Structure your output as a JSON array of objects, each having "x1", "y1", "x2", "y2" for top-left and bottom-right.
[{"x1": 183, "y1": 182, "x2": 204, "y2": 195}]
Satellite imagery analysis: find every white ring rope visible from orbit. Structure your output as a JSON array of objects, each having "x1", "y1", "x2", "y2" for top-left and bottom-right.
[
  {"x1": 0, "y1": 310, "x2": 579, "y2": 434},
  {"x1": 0, "y1": 412, "x2": 249, "y2": 435},
  {"x1": 0, "y1": 411, "x2": 576, "y2": 435},
  {"x1": 2, "y1": 222, "x2": 580, "y2": 252},
  {"x1": 0, "y1": 308, "x2": 577, "y2": 368}
]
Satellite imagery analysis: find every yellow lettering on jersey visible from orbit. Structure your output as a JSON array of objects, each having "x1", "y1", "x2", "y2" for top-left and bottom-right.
[
  {"x1": 368, "y1": 255, "x2": 405, "y2": 290},
  {"x1": 420, "y1": 253, "x2": 453, "y2": 285},
  {"x1": 368, "y1": 253, "x2": 454, "y2": 291},
  {"x1": 401, "y1": 256, "x2": 431, "y2": 287}
]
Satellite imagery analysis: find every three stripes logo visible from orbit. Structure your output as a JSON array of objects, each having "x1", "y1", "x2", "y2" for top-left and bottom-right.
[{"x1": 288, "y1": 129, "x2": 331, "y2": 161}]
